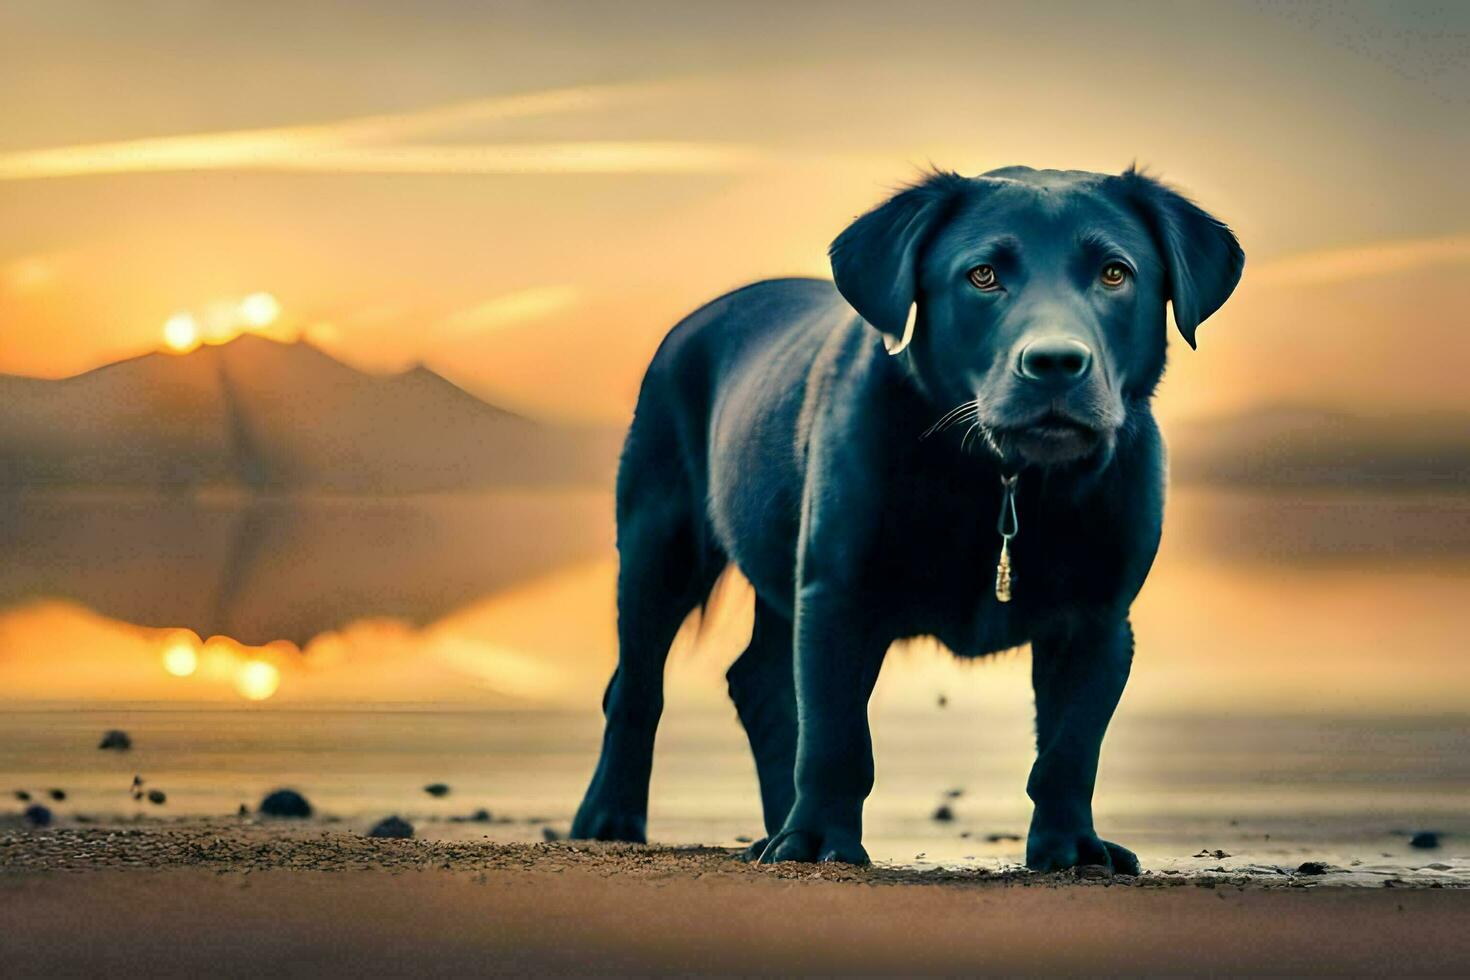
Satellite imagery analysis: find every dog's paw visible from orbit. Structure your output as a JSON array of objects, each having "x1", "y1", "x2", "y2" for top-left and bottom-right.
[
  {"x1": 569, "y1": 803, "x2": 647, "y2": 843},
  {"x1": 757, "y1": 826, "x2": 869, "y2": 865},
  {"x1": 1026, "y1": 830, "x2": 1139, "y2": 875}
]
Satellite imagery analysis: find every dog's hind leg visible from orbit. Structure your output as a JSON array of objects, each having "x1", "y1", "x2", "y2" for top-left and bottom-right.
[
  {"x1": 571, "y1": 485, "x2": 721, "y2": 843},
  {"x1": 726, "y1": 597, "x2": 797, "y2": 856}
]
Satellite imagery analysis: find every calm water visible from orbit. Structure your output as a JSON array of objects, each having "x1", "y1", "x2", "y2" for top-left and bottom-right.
[{"x1": 3, "y1": 703, "x2": 1467, "y2": 878}]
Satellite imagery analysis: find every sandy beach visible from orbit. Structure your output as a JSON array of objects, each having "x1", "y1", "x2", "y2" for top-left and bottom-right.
[{"x1": 3, "y1": 824, "x2": 1469, "y2": 977}]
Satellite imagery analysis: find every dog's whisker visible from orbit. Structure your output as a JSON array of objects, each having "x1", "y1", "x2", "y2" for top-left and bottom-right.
[
  {"x1": 934, "y1": 405, "x2": 981, "y2": 437},
  {"x1": 940, "y1": 409, "x2": 978, "y2": 439},
  {"x1": 922, "y1": 400, "x2": 980, "y2": 440},
  {"x1": 939, "y1": 406, "x2": 981, "y2": 439},
  {"x1": 960, "y1": 420, "x2": 982, "y2": 455}
]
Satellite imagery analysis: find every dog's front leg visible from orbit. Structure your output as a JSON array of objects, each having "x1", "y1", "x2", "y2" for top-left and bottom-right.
[
  {"x1": 757, "y1": 579, "x2": 886, "y2": 865},
  {"x1": 1025, "y1": 615, "x2": 1140, "y2": 874}
]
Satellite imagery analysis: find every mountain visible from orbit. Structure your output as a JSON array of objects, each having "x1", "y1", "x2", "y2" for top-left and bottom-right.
[
  {"x1": 1168, "y1": 406, "x2": 1470, "y2": 491},
  {"x1": 0, "y1": 336, "x2": 621, "y2": 493},
  {"x1": 1, "y1": 341, "x2": 1461, "y2": 494}
]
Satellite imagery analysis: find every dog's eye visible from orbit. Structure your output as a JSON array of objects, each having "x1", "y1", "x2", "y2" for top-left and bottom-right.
[
  {"x1": 1100, "y1": 263, "x2": 1130, "y2": 289},
  {"x1": 967, "y1": 265, "x2": 1000, "y2": 291}
]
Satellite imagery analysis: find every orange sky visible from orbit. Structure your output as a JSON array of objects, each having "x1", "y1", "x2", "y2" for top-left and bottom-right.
[{"x1": 1, "y1": 1, "x2": 1466, "y2": 425}]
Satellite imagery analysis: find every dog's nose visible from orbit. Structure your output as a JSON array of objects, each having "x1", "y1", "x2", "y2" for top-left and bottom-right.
[{"x1": 1018, "y1": 337, "x2": 1093, "y2": 386}]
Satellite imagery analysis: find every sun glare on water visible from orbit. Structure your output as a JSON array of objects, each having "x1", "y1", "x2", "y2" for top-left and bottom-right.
[
  {"x1": 157, "y1": 630, "x2": 286, "y2": 701},
  {"x1": 235, "y1": 660, "x2": 281, "y2": 701},
  {"x1": 160, "y1": 631, "x2": 200, "y2": 677},
  {"x1": 162, "y1": 291, "x2": 281, "y2": 353}
]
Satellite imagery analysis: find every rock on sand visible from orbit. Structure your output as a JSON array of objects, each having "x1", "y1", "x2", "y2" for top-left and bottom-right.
[
  {"x1": 98, "y1": 730, "x2": 132, "y2": 751},
  {"x1": 259, "y1": 789, "x2": 313, "y2": 818},
  {"x1": 368, "y1": 816, "x2": 414, "y2": 839}
]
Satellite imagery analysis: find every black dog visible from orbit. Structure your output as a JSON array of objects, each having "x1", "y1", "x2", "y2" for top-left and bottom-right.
[{"x1": 572, "y1": 166, "x2": 1243, "y2": 872}]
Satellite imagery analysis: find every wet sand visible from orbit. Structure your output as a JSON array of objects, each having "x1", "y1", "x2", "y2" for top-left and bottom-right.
[{"x1": 4, "y1": 826, "x2": 1469, "y2": 976}]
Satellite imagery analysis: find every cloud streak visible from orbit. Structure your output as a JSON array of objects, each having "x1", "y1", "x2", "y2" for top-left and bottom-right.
[
  {"x1": 1, "y1": 254, "x2": 63, "y2": 294},
  {"x1": 0, "y1": 80, "x2": 768, "y2": 180},
  {"x1": 1253, "y1": 234, "x2": 1470, "y2": 286},
  {"x1": 441, "y1": 285, "x2": 581, "y2": 337}
]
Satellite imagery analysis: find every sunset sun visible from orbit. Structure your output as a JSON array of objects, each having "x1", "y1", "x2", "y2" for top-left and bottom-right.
[
  {"x1": 162, "y1": 312, "x2": 200, "y2": 352},
  {"x1": 161, "y1": 291, "x2": 281, "y2": 353},
  {"x1": 239, "y1": 291, "x2": 281, "y2": 328}
]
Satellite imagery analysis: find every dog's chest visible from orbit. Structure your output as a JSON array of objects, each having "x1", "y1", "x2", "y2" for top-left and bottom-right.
[
  {"x1": 900, "y1": 506, "x2": 1035, "y2": 658},
  {"x1": 928, "y1": 563, "x2": 1034, "y2": 658},
  {"x1": 905, "y1": 483, "x2": 1142, "y2": 658}
]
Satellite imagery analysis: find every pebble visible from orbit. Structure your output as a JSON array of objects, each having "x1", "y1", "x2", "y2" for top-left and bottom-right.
[
  {"x1": 931, "y1": 805, "x2": 955, "y2": 823},
  {"x1": 49, "y1": 789, "x2": 66, "y2": 802},
  {"x1": 147, "y1": 790, "x2": 167, "y2": 805},
  {"x1": 258, "y1": 789, "x2": 313, "y2": 818},
  {"x1": 367, "y1": 816, "x2": 414, "y2": 839},
  {"x1": 1410, "y1": 832, "x2": 1441, "y2": 849},
  {"x1": 23, "y1": 804, "x2": 53, "y2": 827},
  {"x1": 423, "y1": 784, "x2": 451, "y2": 798},
  {"x1": 98, "y1": 730, "x2": 132, "y2": 751}
]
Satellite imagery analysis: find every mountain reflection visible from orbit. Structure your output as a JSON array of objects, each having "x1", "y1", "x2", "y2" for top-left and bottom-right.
[
  {"x1": 0, "y1": 490, "x2": 613, "y2": 646},
  {"x1": 1, "y1": 488, "x2": 1468, "y2": 710}
]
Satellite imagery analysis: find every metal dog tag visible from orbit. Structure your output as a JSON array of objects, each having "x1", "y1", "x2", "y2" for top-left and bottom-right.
[
  {"x1": 995, "y1": 475, "x2": 1019, "y2": 603},
  {"x1": 995, "y1": 537, "x2": 1013, "y2": 603}
]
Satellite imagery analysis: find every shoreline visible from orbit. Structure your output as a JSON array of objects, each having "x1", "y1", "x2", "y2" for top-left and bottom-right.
[{"x1": 4, "y1": 821, "x2": 1467, "y2": 885}]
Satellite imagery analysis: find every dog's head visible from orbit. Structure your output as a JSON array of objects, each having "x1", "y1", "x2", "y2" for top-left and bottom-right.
[{"x1": 830, "y1": 166, "x2": 1243, "y2": 467}]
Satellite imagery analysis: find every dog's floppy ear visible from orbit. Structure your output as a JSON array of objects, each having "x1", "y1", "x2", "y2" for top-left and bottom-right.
[
  {"x1": 829, "y1": 171, "x2": 967, "y2": 352},
  {"x1": 1117, "y1": 168, "x2": 1245, "y2": 349}
]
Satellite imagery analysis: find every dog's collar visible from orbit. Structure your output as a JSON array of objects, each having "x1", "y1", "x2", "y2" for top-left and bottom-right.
[{"x1": 994, "y1": 473, "x2": 1019, "y2": 603}]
